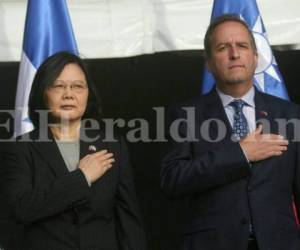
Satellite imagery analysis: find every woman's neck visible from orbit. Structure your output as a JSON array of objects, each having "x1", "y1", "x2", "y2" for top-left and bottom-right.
[{"x1": 50, "y1": 121, "x2": 81, "y2": 141}]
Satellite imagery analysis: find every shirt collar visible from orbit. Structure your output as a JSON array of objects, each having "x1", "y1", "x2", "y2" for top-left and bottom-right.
[{"x1": 216, "y1": 86, "x2": 255, "y2": 108}]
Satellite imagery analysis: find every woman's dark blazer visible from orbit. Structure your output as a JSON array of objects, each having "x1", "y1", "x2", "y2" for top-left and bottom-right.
[{"x1": 1, "y1": 128, "x2": 146, "y2": 250}]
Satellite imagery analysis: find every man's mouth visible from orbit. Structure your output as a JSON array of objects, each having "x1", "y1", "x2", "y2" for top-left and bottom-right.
[{"x1": 229, "y1": 64, "x2": 244, "y2": 69}]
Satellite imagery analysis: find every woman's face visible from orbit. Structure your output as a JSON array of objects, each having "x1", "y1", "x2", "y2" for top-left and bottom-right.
[{"x1": 45, "y1": 63, "x2": 89, "y2": 124}]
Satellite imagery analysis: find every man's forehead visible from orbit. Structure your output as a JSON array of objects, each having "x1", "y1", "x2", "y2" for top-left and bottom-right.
[
  {"x1": 211, "y1": 22, "x2": 251, "y2": 43},
  {"x1": 213, "y1": 37, "x2": 252, "y2": 46}
]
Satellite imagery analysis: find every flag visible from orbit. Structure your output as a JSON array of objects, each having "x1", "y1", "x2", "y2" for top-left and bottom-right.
[
  {"x1": 14, "y1": 0, "x2": 78, "y2": 136},
  {"x1": 201, "y1": 0, "x2": 289, "y2": 101}
]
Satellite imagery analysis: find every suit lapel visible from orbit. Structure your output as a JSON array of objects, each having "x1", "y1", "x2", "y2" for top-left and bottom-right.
[
  {"x1": 202, "y1": 88, "x2": 233, "y2": 143},
  {"x1": 202, "y1": 88, "x2": 276, "y2": 144},
  {"x1": 251, "y1": 89, "x2": 276, "y2": 179},
  {"x1": 254, "y1": 89, "x2": 274, "y2": 131},
  {"x1": 202, "y1": 89, "x2": 277, "y2": 181}
]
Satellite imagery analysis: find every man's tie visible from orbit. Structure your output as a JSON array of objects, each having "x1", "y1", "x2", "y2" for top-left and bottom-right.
[
  {"x1": 230, "y1": 99, "x2": 254, "y2": 237},
  {"x1": 230, "y1": 99, "x2": 249, "y2": 141}
]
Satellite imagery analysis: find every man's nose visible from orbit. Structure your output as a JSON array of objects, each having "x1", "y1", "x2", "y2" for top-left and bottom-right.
[{"x1": 229, "y1": 46, "x2": 240, "y2": 59}]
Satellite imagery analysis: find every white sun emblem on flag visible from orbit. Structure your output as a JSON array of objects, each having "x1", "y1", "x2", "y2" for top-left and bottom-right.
[{"x1": 249, "y1": 15, "x2": 282, "y2": 91}]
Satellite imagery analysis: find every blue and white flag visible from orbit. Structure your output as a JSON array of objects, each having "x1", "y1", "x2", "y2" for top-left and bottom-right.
[
  {"x1": 14, "y1": 0, "x2": 78, "y2": 136},
  {"x1": 202, "y1": 0, "x2": 289, "y2": 101}
]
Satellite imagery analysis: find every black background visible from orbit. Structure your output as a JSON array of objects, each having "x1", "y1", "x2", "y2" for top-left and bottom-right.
[{"x1": 0, "y1": 50, "x2": 300, "y2": 250}]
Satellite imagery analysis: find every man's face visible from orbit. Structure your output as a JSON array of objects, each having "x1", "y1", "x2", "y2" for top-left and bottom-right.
[{"x1": 207, "y1": 21, "x2": 258, "y2": 89}]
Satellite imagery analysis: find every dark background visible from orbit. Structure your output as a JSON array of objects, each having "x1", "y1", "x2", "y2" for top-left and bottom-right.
[{"x1": 0, "y1": 50, "x2": 299, "y2": 250}]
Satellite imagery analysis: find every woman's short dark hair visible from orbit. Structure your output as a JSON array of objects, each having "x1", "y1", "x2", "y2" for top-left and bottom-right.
[
  {"x1": 28, "y1": 51, "x2": 102, "y2": 128},
  {"x1": 204, "y1": 14, "x2": 257, "y2": 58}
]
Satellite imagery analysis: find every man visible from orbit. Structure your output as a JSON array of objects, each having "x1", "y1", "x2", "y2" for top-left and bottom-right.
[{"x1": 161, "y1": 14, "x2": 300, "y2": 250}]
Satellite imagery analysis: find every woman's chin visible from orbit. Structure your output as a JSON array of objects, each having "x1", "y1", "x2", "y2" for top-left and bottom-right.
[{"x1": 51, "y1": 112, "x2": 82, "y2": 124}]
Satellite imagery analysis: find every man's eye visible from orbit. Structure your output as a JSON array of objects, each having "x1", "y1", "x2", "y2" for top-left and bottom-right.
[{"x1": 238, "y1": 44, "x2": 249, "y2": 49}]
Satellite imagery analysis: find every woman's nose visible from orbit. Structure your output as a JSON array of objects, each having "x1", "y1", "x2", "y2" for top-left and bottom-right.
[{"x1": 62, "y1": 86, "x2": 74, "y2": 98}]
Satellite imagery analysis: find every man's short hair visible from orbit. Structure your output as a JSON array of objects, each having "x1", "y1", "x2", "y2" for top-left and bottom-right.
[{"x1": 204, "y1": 14, "x2": 257, "y2": 58}]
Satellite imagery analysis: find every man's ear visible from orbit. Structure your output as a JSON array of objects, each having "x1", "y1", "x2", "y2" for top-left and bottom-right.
[{"x1": 254, "y1": 51, "x2": 258, "y2": 69}]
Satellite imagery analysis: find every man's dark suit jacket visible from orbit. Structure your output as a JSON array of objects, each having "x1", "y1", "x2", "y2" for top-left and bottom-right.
[
  {"x1": 161, "y1": 88, "x2": 300, "y2": 250},
  {"x1": 1, "y1": 128, "x2": 146, "y2": 250}
]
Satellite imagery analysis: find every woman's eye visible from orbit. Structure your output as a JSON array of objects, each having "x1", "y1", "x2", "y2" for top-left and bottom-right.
[
  {"x1": 52, "y1": 84, "x2": 64, "y2": 89},
  {"x1": 72, "y1": 84, "x2": 84, "y2": 90}
]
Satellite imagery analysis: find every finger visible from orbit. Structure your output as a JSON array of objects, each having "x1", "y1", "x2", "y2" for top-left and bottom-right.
[
  {"x1": 270, "y1": 139, "x2": 289, "y2": 145},
  {"x1": 260, "y1": 150, "x2": 282, "y2": 159},
  {"x1": 106, "y1": 163, "x2": 113, "y2": 169},
  {"x1": 92, "y1": 149, "x2": 108, "y2": 156},
  {"x1": 274, "y1": 145, "x2": 288, "y2": 151},
  {"x1": 101, "y1": 161, "x2": 115, "y2": 171},
  {"x1": 101, "y1": 158, "x2": 115, "y2": 166},
  {"x1": 270, "y1": 144, "x2": 289, "y2": 153},
  {"x1": 260, "y1": 135, "x2": 288, "y2": 144},
  {"x1": 263, "y1": 144, "x2": 288, "y2": 152},
  {"x1": 269, "y1": 151, "x2": 283, "y2": 156},
  {"x1": 263, "y1": 134, "x2": 285, "y2": 140},
  {"x1": 89, "y1": 152, "x2": 113, "y2": 161},
  {"x1": 277, "y1": 140, "x2": 289, "y2": 146},
  {"x1": 97, "y1": 153, "x2": 114, "y2": 161}
]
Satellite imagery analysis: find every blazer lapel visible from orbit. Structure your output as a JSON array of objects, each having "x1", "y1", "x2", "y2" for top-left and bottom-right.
[
  {"x1": 28, "y1": 127, "x2": 110, "y2": 177},
  {"x1": 28, "y1": 128, "x2": 69, "y2": 177},
  {"x1": 26, "y1": 127, "x2": 111, "y2": 178},
  {"x1": 79, "y1": 128, "x2": 109, "y2": 159}
]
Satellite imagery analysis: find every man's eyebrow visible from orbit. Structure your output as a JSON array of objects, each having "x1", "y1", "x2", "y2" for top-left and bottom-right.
[{"x1": 215, "y1": 41, "x2": 250, "y2": 46}]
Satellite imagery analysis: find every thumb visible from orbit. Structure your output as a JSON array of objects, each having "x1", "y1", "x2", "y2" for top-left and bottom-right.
[{"x1": 255, "y1": 124, "x2": 263, "y2": 134}]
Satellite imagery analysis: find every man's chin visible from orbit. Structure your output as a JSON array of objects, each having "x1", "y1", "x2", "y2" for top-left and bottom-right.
[{"x1": 225, "y1": 78, "x2": 249, "y2": 85}]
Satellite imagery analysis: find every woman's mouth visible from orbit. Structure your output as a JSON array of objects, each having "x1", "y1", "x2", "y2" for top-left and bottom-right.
[{"x1": 60, "y1": 105, "x2": 76, "y2": 110}]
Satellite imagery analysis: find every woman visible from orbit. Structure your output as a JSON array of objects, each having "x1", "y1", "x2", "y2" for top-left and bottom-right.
[{"x1": 2, "y1": 51, "x2": 146, "y2": 250}]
